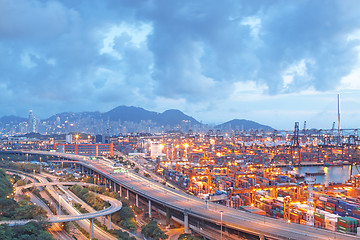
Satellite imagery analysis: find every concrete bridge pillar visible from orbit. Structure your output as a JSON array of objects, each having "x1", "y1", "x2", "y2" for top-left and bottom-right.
[
  {"x1": 148, "y1": 200, "x2": 152, "y2": 218},
  {"x1": 119, "y1": 185, "x2": 122, "y2": 197},
  {"x1": 184, "y1": 212, "x2": 190, "y2": 234},
  {"x1": 89, "y1": 218, "x2": 94, "y2": 240},
  {"x1": 109, "y1": 214, "x2": 112, "y2": 230},
  {"x1": 113, "y1": 182, "x2": 116, "y2": 192},
  {"x1": 136, "y1": 194, "x2": 139, "y2": 207},
  {"x1": 126, "y1": 189, "x2": 129, "y2": 200}
]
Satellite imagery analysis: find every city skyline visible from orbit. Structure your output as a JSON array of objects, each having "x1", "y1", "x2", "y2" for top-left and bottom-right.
[{"x1": 1, "y1": 1, "x2": 360, "y2": 129}]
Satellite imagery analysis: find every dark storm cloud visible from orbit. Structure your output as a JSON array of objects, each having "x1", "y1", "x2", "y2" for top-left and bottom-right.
[
  {"x1": 124, "y1": 0, "x2": 360, "y2": 95},
  {"x1": 0, "y1": 0, "x2": 359, "y2": 118},
  {"x1": 0, "y1": 0, "x2": 146, "y2": 116}
]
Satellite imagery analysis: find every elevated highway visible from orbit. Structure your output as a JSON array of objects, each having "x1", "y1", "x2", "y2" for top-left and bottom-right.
[
  {"x1": 18, "y1": 181, "x2": 122, "y2": 223},
  {"x1": 4, "y1": 150, "x2": 360, "y2": 240},
  {"x1": 5, "y1": 177, "x2": 122, "y2": 240}
]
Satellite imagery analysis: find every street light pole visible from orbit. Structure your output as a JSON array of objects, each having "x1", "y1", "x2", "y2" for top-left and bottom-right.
[
  {"x1": 94, "y1": 189, "x2": 96, "y2": 206},
  {"x1": 220, "y1": 211, "x2": 223, "y2": 240},
  {"x1": 58, "y1": 192, "x2": 61, "y2": 215}
]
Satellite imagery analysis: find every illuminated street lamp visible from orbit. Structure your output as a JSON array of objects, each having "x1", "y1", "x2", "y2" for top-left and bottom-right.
[
  {"x1": 220, "y1": 211, "x2": 223, "y2": 240},
  {"x1": 183, "y1": 143, "x2": 189, "y2": 159}
]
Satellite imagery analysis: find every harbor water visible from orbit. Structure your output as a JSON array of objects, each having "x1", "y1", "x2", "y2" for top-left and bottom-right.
[{"x1": 289, "y1": 165, "x2": 360, "y2": 186}]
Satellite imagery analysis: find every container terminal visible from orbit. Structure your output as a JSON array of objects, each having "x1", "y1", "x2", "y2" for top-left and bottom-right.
[
  {"x1": 2, "y1": 121, "x2": 360, "y2": 237},
  {"x1": 133, "y1": 124, "x2": 360, "y2": 236}
]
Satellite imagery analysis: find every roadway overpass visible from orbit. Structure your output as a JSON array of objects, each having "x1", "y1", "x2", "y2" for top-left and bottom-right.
[
  {"x1": 3, "y1": 150, "x2": 360, "y2": 240},
  {"x1": 8, "y1": 176, "x2": 122, "y2": 240},
  {"x1": 18, "y1": 181, "x2": 122, "y2": 223}
]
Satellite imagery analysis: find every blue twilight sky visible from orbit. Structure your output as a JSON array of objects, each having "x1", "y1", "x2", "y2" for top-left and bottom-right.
[{"x1": 1, "y1": 0, "x2": 360, "y2": 130}]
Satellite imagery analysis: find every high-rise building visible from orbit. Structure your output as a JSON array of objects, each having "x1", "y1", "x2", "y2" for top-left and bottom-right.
[
  {"x1": 28, "y1": 110, "x2": 36, "y2": 133},
  {"x1": 28, "y1": 110, "x2": 33, "y2": 125},
  {"x1": 149, "y1": 141, "x2": 163, "y2": 158},
  {"x1": 66, "y1": 134, "x2": 72, "y2": 144},
  {"x1": 95, "y1": 134, "x2": 105, "y2": 144}
]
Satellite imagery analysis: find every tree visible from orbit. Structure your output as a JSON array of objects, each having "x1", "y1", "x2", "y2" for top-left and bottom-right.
[
  {"x1": 15, "y1": 204, "x2": 48, "y2": 220},
  {"x1": 0, "y1": 169, "x2": 13, "y2": 198},
  {"x1": 0, "y1": 198, "x2": 18, "y2": 219},
  {"x1": 0, "y1": 221, "x2": 53, "y2": 240},
  {"x1": 118, "y1": 207, "x2": 134, "y2": 221},
  {"x1": 178, "y1": 234, "x2": 203, "y2": 240},
  {"x1": 79, "y1": 187, "x2": 89, "y2": 197},
  {"x1": 141, "y1": 220, "x2": 168, "y2": 240},
  {"x1": 115, "y1": 229, "x2": 136, "y2": 240},
  {"x1": 112, "y1": 207, "x2": 136, "y2": 230},
  {"x1": 16, "y1": 179, "x2": 26, "y2": 187},
  {"x1": 86, "y1": 177, "x2": 95, "y2": 184}
]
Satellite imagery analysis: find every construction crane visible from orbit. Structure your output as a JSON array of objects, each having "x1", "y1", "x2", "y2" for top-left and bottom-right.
[{"x1": 291, "y1": 122, "x2": 301, "y2": 165}]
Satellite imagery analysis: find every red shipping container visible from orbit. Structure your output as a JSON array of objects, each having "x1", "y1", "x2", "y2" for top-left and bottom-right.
[
  {"x1": 337, "y1": 221, "x2": 354, "y2": 229},
  {"x1": 352, "y1": 209, "x2": 360, "y2": 216},
  {"x1": 324, "y1": 209, "x2": 334, "y2": 214},
  {"x1": 317, "y1": 202, "x2": 325, "y2": 208},
  {"x1": 336, "y1": 207, "x2": 344, "y2": 213},
  {"x1": 325, "y1": 202, "x2": 336, "y2": 208},
  {"x1": 264, "y1": 204, "x2": 272, "y2": 212}
]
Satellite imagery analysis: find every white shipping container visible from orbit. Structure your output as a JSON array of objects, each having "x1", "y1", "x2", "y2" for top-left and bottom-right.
[
  {"x1": 325, "y1": 219, "x2": 337, "y2": 226},
  {"x1": 325, "y1": 224, "x2": 336, "y2": 231},
  {"x1": 319, "y1": 196, "x2": 328, "y2": 202}
]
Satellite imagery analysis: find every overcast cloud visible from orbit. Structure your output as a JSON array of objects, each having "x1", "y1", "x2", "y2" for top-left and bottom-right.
[{"x1": 1, "y1": 0, "x2": 360, "y2": 129}]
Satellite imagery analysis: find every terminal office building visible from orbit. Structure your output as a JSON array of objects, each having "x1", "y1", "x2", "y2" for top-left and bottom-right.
[{"x1": 54, "y1": 143, "x2": 114, "y2": 157}]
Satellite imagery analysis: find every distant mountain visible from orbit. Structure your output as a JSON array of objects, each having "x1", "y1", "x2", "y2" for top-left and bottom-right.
[
  {"x1": 104, "y1": 106, "x2": 158, "y2": 122},
  {"x1": 44, "y1": 106, "x2": 201, "y2": 127},
  {"x1": 45, "y1": 111, "x2": 102, "y2": 122},
  {"x1": 0, "y1": 106, "x2": 275, "y2": 134},
  {"x1": 0, "y1": 115, "x2": 27, "y2": 124},
  {"x1": 215, "y1": 119, "x2": 274, "y2": 131},
  {"x1": 157, "y1": 109, "x2": 200, "y2": 126}
]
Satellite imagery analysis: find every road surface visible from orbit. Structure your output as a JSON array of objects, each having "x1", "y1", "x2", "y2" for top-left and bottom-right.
[{"x1": 12, "y1": 150, "x2": 360, "y2": 240}]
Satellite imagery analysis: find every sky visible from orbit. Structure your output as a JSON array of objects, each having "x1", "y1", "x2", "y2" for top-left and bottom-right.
[{"x1": 1, "y1": 0, "x2": 360, "y2": 130}]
